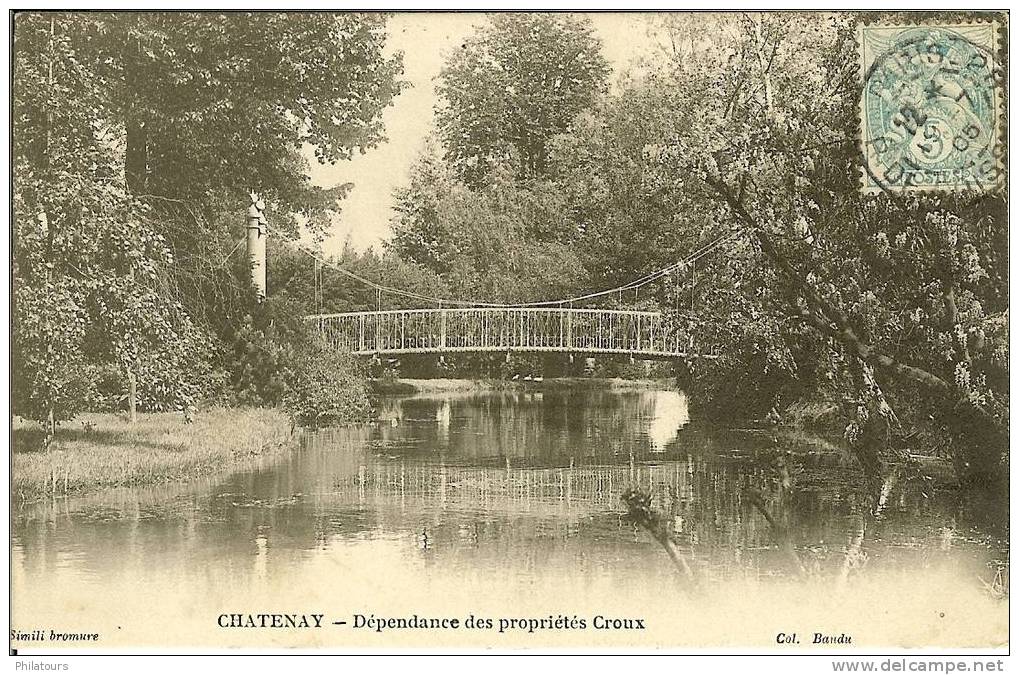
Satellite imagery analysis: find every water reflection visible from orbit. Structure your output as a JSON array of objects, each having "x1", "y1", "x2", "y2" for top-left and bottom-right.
[
  {"x1": 647, "y1": 390, "x2": 688, "y2": 451},
  {"x1": 369, "y1": 389, "x2": 691, "y2": 468},
  {"x1": 11, "y1": 389, "x2": 1009, "y2": 648}
]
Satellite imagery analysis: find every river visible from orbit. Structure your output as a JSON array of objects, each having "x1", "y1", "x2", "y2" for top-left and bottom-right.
[{"x1": 11, "y1": 387, "x2": 1008, "y2": 650}]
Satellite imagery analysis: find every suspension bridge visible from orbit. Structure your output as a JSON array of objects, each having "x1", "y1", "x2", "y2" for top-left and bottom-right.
[
  {"x1": 309, "y1": 307, "x2": 717, "y2": 359},
  {"x1": 246, "y1": 196, "x2": 730, "y2": 360}
]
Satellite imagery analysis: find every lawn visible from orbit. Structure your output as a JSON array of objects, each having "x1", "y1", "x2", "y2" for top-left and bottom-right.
[{"x1": 12, "y1": 407, "x2": 296, "y2": 501}]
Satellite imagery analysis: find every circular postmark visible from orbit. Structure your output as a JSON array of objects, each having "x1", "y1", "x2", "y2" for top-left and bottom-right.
[{"x1": 860, "y1": 24, "x2": 1001, "y2": 193}]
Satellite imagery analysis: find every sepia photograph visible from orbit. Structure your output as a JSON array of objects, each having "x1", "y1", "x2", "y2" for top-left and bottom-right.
[{"x1": 8, "y1": 8, "x2": 1010, "y2": 657}]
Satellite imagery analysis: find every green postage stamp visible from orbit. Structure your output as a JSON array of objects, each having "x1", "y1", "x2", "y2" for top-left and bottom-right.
[{"x1": 859, "y1": 21, "x2": 1002, "y2": 193}]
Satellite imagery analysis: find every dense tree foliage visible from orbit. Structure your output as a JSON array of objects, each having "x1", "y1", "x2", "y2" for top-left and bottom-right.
[
  {"x1": 389, "y1": 141, "x2": 588, "y2": 303},
  {"x1": 13, "y1": 12, "x2": 404, "y2": 426},
  {"x1": 13, "y1": 14, "x2": 213, "y2": 427},
  {"x1": 435, "y1": 13, "x2": 609, "y2": 184},
  {"x1": 271, "y1": 236, "x2": 450, "y2": 314},
  {"x1": 105, "y1": 11, "x2": 402, "y2": 335}
]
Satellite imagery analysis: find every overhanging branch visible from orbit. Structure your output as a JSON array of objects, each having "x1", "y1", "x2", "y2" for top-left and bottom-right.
[{"x1": 702, "y1": 173, "x2": 996, "y2": 422}]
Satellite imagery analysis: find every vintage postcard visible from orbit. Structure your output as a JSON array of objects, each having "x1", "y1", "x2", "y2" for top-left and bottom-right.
[{"x1": 8, "y1": 9, "x2": 1010, "y2": 660}]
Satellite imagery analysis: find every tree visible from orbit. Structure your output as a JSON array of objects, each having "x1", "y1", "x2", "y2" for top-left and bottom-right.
[
  {"x1": 435, "y1": 13, "x2": 609, "y2": 184},
  {"x1": 548, "y1": 84, "x2": 719, "y2": 295},
  {"x1": 267, "y1": 235, "x2": 450, "y2": 314},
  {"x1": 632, "y1": 12, "x2": 1008, "y2": 485},
  {"x1": 386, "y1": 137, "x2": 461, "y2": 273},
  {"x1": 11, "y1": 171, "x2": 218, "y2": 429},
  {"x1": 13, "y1": 14, "x2": 218, "y2": 428},
  {"x1": 85, "y1": 12, "x2": 405, "y2": 335},
  {"x1": 12, "y1": 11, "x2": 406, "y2": 425},
  {"x1": 389, "y1": 147, "x2": 588, "y2": 304},
  {"x1": 75, "y1": 12, "x2": 406, "y2": 212}
]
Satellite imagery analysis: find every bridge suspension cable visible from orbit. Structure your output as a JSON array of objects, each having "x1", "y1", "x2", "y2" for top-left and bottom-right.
[{"x1": 265, "y1": 222, "x2": 737, "y2": 310}]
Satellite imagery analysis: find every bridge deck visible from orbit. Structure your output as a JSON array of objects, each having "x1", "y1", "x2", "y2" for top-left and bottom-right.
[{"x1": 309, "y1": 307, "x2": 716, "y2": 359}]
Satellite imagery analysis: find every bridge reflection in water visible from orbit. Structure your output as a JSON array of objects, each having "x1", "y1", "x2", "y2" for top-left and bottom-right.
[
  {"x1": 342, "y1": 462, "x2": 692, "y2": 520},
  {"x1": 310, "y1": 308, "x2": 718, "y2": 358},
  {"x1": 314, "y1": 391, "x2": 837, "y2": 570}
]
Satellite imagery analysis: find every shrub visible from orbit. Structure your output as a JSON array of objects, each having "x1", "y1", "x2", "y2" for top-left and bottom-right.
[
  {"x1": 12, "y1": 282, "x2": 95, "y2": 426},
  {"x1": 283, "y1": 338, "x2": 374, "y2": 427},
  {"x1": 229, "y1": 293, "x2": 373, "y2": 427}
]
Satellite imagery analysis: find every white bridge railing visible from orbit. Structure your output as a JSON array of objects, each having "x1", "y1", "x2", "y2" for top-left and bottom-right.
[{"x1": 308, "y1": 308, "x2": 717, "y2": 359}]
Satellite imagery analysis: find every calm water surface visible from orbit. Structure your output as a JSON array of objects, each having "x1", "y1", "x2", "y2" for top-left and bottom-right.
[{"x1": 12, "y1": 388, "x2": 1009, "y2": 649}]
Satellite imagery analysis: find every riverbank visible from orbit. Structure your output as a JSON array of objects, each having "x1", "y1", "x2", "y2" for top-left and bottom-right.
[
  {"x1": 12, "y1": 408, "x2": 296, "y2": 502},
  {"x1": 371, "y1": 376, "x2": 674, "y2": 395}
]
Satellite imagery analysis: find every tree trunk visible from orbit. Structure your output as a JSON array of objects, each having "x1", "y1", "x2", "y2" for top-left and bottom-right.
[
  {"x1": 125, "y1": 118, "x2": 148, "y2": 195},
  {"x1": 127, "y1": 370, "x2": 137, "y2": 424},
  {"x1": 124, "y1": 28, "x2": 148, "y2": 196},
  {"x1": 41, "y1": 16, "x2": 55, "y2": 167},
  {"x1": 621, "y1": 488, "x2": 698, "y2": 584}
]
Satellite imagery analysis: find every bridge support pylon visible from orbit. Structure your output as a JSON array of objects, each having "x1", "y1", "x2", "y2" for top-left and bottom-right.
[{"x1": 246, "y1": 193, "x2": 267, "y2": 301}]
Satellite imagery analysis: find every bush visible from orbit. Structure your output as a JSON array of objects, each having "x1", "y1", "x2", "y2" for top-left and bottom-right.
[
  {"x1": 12, "y1": 282, "x2": 96, "y2": 426},
  {"x1": 684, "y1": 311, "x2": 799, "y2": 424},
  {"x1": 229, "y1": 294, "x2": 373, "y2": 427},
  {"x1": 283, "y1": 338, "x2": 374, "y2": 427}
]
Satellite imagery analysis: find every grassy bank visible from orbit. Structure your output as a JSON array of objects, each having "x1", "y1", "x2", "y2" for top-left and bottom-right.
[
  {"x1": 371, "y1": 376, "x2": 674, "y2": 395},
  {"x1": 13, "y1": 408, "x2": 296, "y2": 502}
]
